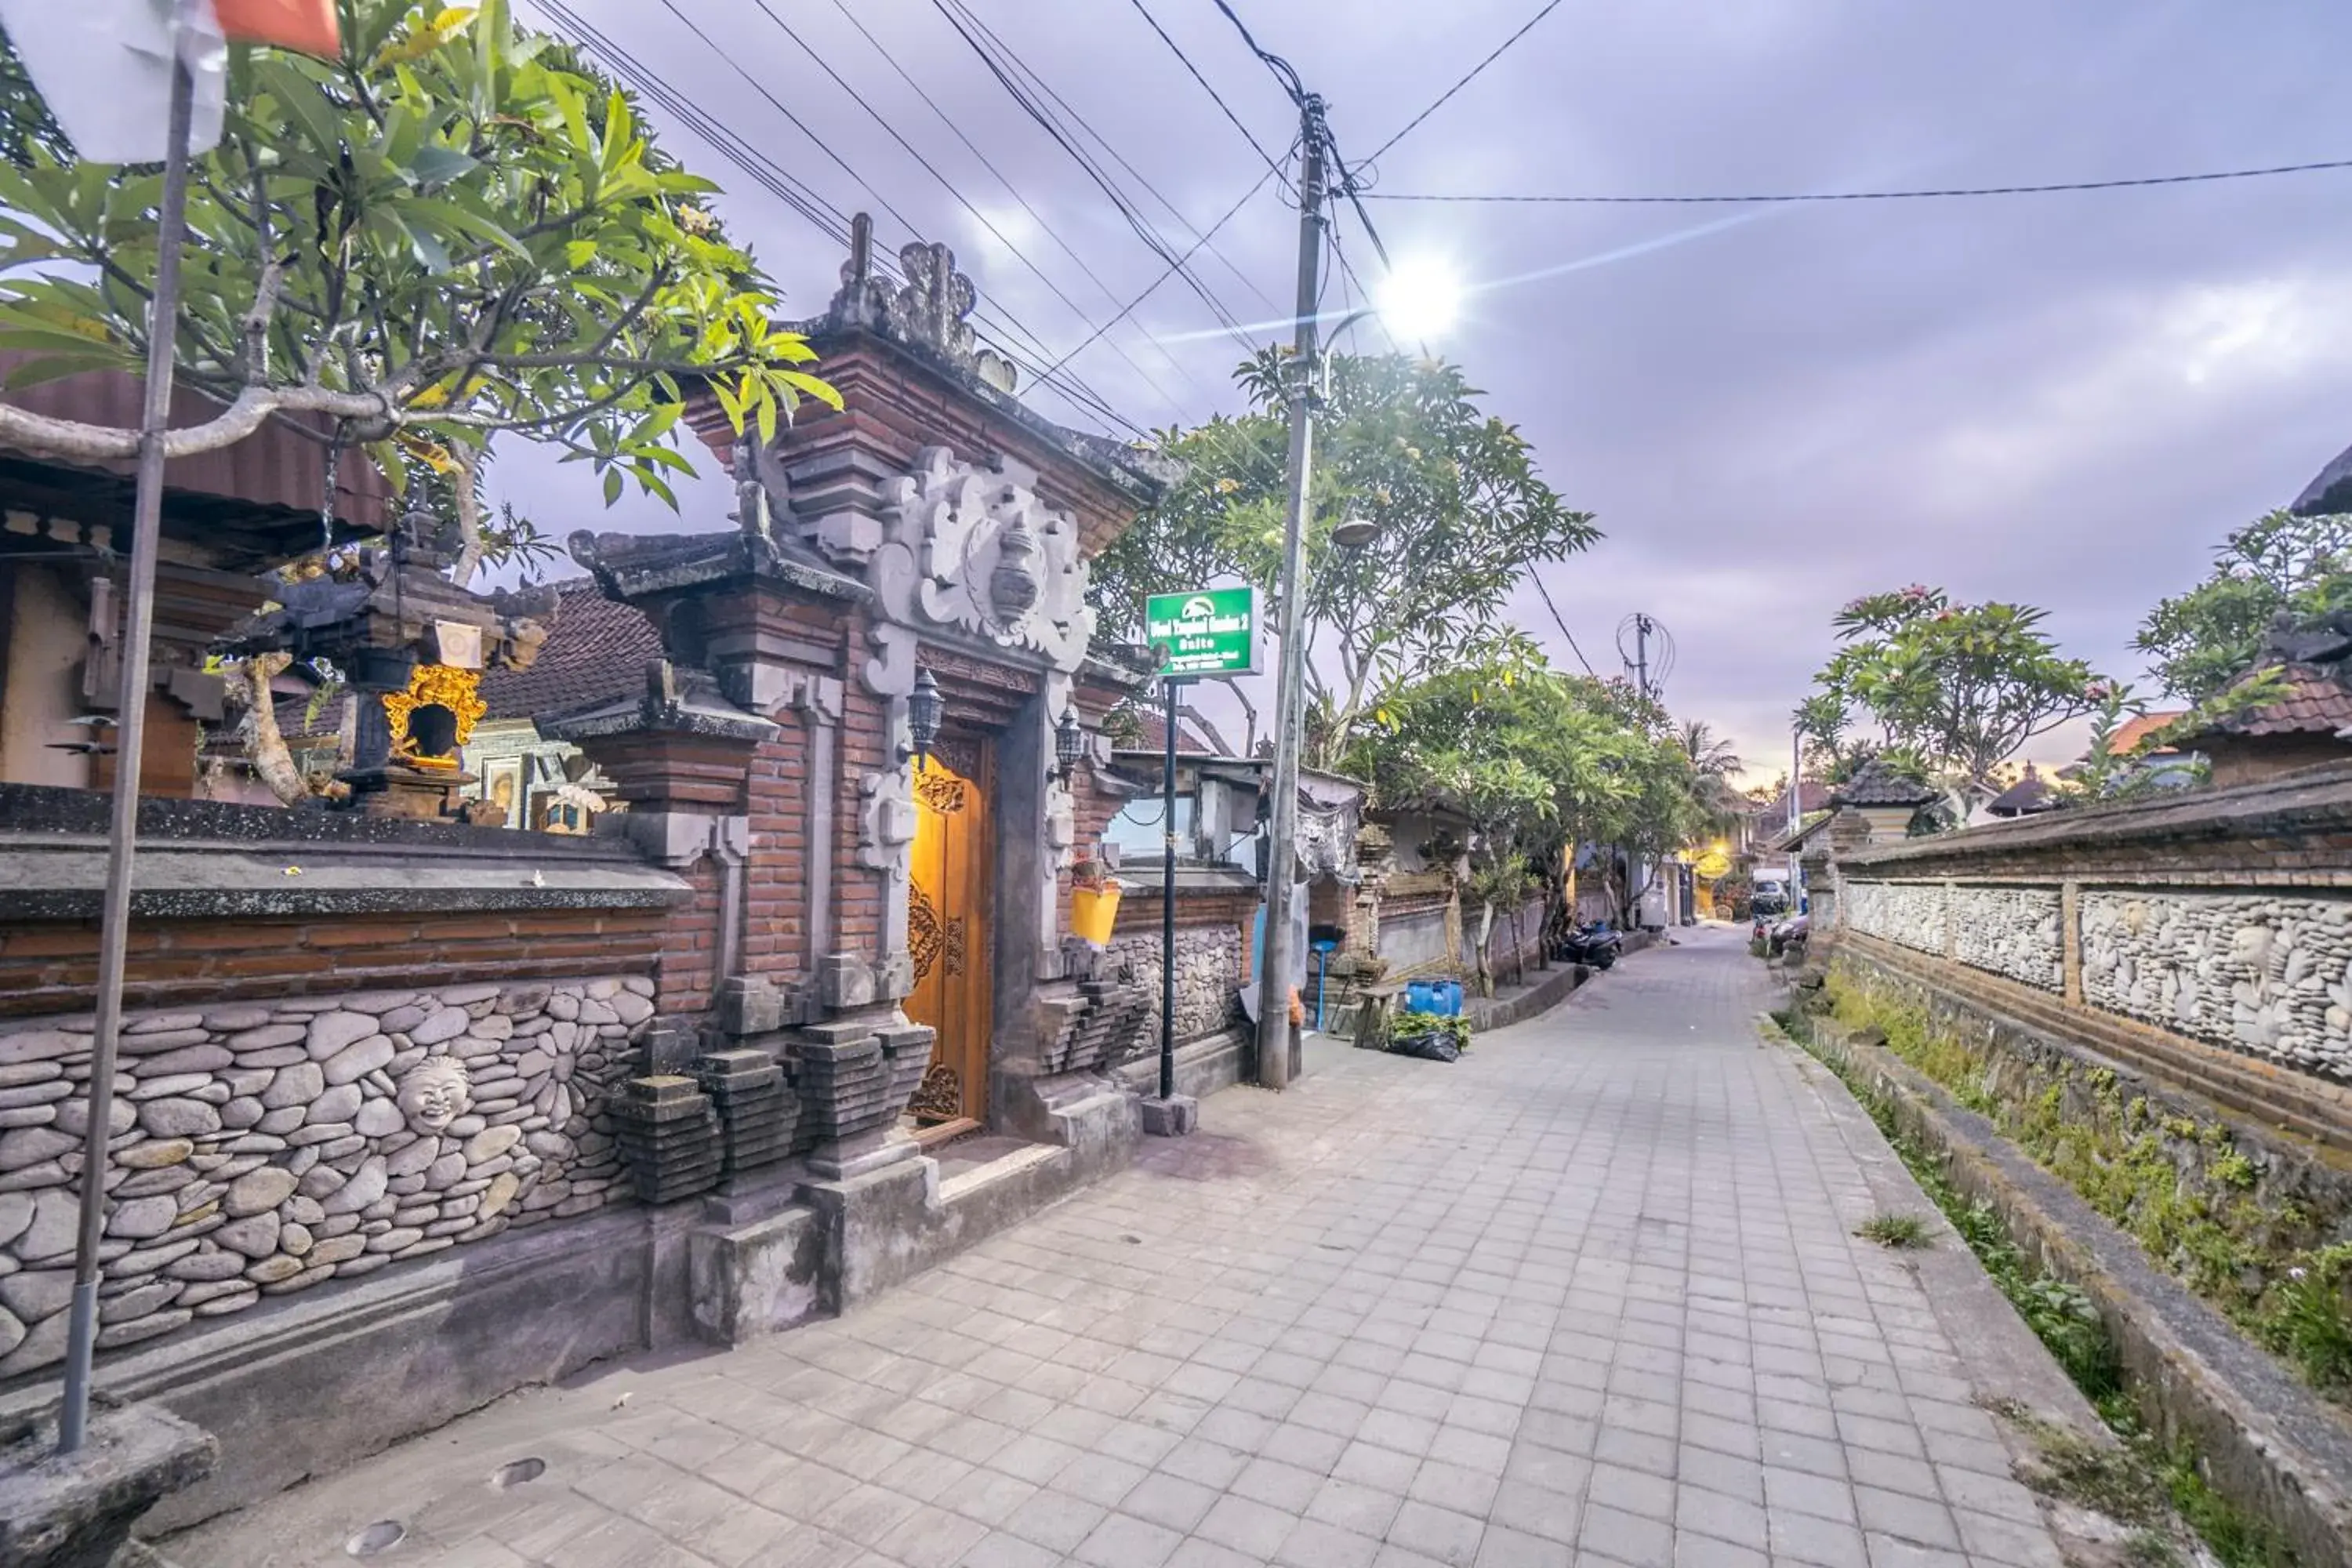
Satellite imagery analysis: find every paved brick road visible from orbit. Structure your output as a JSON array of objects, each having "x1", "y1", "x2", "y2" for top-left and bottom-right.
[{"x1": 175, "y1": 925, "x2": 2072, "y2": 1568}]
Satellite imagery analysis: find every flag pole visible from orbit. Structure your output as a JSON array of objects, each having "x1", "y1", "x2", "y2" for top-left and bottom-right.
[{"x1": 56, "y1": 5, "x2": 198, "y2": 1456}]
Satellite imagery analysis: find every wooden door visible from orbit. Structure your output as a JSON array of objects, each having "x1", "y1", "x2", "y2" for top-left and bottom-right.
[{"x1": 905, "y1": 735, "x2": 993, "y2": 1127}]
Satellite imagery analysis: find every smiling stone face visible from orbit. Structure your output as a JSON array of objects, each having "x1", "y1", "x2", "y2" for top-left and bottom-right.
[{"x1": 397, "y1": 1057, "x2": 472, "y2": 1134}]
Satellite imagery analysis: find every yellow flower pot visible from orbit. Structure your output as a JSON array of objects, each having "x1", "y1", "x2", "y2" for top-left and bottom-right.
[{"x1": 1069, "y1": 882, "x2": 1123, "y2": 947}]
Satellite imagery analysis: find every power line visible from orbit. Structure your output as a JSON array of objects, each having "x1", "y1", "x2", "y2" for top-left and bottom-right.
[
  {"x1": 1207, "y1": 0, "x2": 1306, "y2": 105},
  {"x1": 527, "y1": 0, "x2": 1149, "y2": 440},
  {"x1": 1363, "y1": 158, "x2": 2352, "y2": 204},
  {"x1": 738, "y1": 0, "x2": 1211, "y2": 419},
  {"x1": 1123, "y1": 0, "x2": 1290, "y2": 191},
  {"x1": 927, "y1": 0, "x2": 1269, "y2": 339},
  {"x1": 1367, "y1": 0, "x2": 1566, "y2": 163},
  {"x1": 1041, "y1": 161, "x2": 1288, "y2": 384},
  {"x1": 1530, "y1": 568, "x2": 1598, "y2": 677}
]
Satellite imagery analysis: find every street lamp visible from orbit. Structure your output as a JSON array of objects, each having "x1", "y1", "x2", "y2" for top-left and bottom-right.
[{"x1": 1254, "y1": 222, "x2": 1459, "y2": 1089}]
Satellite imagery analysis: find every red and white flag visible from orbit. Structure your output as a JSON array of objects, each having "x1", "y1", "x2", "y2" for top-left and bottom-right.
[
  {"x1": 212, "y1": 0, "x2": 338, "y2": 55},
  {"x1": 0, "y1": 0, "x2": 340, "y2": 165}
]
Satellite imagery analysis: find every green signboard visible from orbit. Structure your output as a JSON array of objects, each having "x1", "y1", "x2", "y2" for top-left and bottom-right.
[{"x1": 1145, "y1": 586, "x2": 1262, "y2": 678}]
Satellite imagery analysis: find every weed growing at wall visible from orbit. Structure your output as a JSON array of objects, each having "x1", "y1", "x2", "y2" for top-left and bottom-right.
[
  {"x1": 1770, "y1": 1008, "x2": 2294, "y2": 1566},
  {"x1": 1819, "y1": 964, "x2": 2352, "y2": 1400}
]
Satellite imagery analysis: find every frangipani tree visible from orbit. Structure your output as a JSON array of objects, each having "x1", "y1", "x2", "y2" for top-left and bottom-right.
[
  {"x1": 1805, "y1": 585, "x2": 2097, "y2": 808},
  {"x1": 1090, "y1": 350, "x2": 1597, "y2": 768},
  {"x1": 0, "y1": 0, "x2": 837, "y2": 579}
]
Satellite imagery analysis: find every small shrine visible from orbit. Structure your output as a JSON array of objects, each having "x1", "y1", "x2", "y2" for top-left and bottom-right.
[{"x1": 220, "y1": 510, "x2": 556, "y2": 818}]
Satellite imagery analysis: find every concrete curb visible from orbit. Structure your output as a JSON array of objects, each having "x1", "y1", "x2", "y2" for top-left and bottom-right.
[{"x1": 1786, "y1": 1008, "x2": 2352, "y2": 1566}]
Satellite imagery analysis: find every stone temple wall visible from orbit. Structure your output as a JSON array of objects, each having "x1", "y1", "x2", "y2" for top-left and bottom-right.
[
  {"x1": 2082, "y1": 891, "x2": 2352, "y2": 1077},
  {"x1": 1844, "y1": 882, "x2": 1947, "y2": 956},
  {"x1": 1950, "y1": 886, "x2": 2064, "y2": 993},
  {"x1": 0, "y1": 977, "x2": 651, "y2": 1382},
  {"x1": 1105, "y1": 925, "x2": 1246, "y2": 1063}
]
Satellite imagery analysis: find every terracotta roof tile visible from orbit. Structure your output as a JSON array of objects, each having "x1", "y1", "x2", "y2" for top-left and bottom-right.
[
  {"x1": 2111, "y1": 711, "x2": 2187, "y2": 753},
  {"x1": 2194, "y1": 662, "x2": 2352, "y2": 739},
  {"x1": 479, "y1": 579, "x2": 664, "y2": 722}
]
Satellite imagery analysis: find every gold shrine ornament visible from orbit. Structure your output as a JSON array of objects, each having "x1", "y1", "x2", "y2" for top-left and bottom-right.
[{"x1": 382, "y1": 661, "x2": 487, "y2": 770}]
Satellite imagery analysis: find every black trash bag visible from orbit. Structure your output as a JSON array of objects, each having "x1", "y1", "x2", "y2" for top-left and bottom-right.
[
  {"x1": 1391, "y1": 1032, "x2": 1461, "y2": 1063},
  {"x1": 1386, "y1": 1011, "x2": 1470, "y2": 1062}
]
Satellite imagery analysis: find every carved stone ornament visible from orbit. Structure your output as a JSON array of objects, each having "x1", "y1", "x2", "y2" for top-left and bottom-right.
[
  {"x1": 864, "y1": 446, "x2": 1094, "y2": 696},
  {"x1": 397, "y1": 1055, "x2": 473, "y2": 1134},
  {"x1": 823, "y1": 214, "x2": 1018, "y2": 393},
  {"x1": 382, "y1": 662, "x2": 487, "y2": 770},
  {"x1": 857, "y1": 701, "x2": 920, "y2": 966}
]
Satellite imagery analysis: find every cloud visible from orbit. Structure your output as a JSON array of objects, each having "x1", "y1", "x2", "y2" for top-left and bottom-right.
[{"x1": 488, "y1": 0, "x2": 2352, "y2": 780}]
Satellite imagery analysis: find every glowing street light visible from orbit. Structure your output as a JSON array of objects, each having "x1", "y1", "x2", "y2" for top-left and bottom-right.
[{"x1": 1375, "y1": 256, "x2": 1464, "y2": 343}]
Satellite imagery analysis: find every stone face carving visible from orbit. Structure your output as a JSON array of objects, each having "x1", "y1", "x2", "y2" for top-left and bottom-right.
[
  {"x1": 1845, "y1": 881, "x2": 1947, "y2": 956},
  {"x1": 0, "y1": 978, "x2": 654, "y2": 1378},
  {"x1": 864, "y1": 446, "x2": 1094, "y2": 696},
  {"x1": 2082, "y1": 891, "x2": 2352, "y2": 1076},
  {"x1": 396, "y1": 1055, "x2": 473, "y2": 1133},
  {"x1": 1949, "y1": 887, "x2": 2063, "y2": 993}
]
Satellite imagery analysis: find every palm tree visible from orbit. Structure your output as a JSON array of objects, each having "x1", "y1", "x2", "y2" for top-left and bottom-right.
[{"x1": 1679, "y1": 720, "x2": 1741, "y2": 779}]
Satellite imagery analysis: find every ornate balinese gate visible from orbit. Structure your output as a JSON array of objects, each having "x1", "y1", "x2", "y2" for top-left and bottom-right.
[{"x1": 905, "y1": 734, "x2": 993, "y2": 1131}]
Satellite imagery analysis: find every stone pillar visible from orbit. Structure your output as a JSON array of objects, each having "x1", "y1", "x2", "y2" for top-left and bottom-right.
[
  {"x1": 2061, "y1": 880, "x2": 2084, "y2": 1004},
  {"x1": 0, "y1": 1404, "x2": 215, "y2": 1568},
  {"x1": 609, "y1": 1075, "x2": 724, "y2": 1203}
]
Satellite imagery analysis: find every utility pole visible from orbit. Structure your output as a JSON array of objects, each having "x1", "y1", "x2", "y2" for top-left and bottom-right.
[
  {"x1": 1254, "y1": 93, "x2": 1327, "y2": 1091},
  {"x1": 58, "y1": 16, "x2": 197, "y2": 1454},
  {"x1": 1788, "y1": 726, "x2": 1803, "y2": 909},
  {"x1": 1633, "y1": 613, "x2": 1653, "y2": 700}
]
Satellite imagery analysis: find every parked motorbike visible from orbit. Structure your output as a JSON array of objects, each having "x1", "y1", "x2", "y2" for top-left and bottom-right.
[
  {"x1": 1767, "y1": 914, "x2": 1810, "y2": 959},
  {"x1": 1557, "y1": 920, "x2": 1622, "y2": 971}
]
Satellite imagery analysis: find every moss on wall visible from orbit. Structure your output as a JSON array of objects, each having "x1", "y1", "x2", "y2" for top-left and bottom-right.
[{"x1": 1819, "y1": 953, "x2": 2352, "y2": 1399}]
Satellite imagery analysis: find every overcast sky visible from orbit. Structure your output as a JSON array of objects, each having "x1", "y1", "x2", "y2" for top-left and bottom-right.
[{"x1": 496, "y1": 0, "x2": 2352, "y2": 782}]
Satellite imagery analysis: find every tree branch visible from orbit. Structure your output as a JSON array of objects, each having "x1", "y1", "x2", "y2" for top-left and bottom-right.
[{"x1": 0, "y1": 382, "x2": 392, "y2": 461}]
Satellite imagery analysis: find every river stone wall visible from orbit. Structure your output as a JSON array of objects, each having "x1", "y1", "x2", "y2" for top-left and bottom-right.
[
  {"x1": 1950, "y1": 886, "x2": 2064, "y2": 993},
  {"x1": 2082, "y1": 891, "x2": 2352, "y2": 1076},
  {"x1": 0, "y1": 977, "x2": 651, "y2": 1381},
  {"x1": 1105, "y1": 926, "x2": 1245, "y2": 1062}
]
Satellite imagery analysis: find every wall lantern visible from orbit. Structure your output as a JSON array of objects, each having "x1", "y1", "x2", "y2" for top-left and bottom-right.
[
  {"x1": 904, "y1": 668, "x2": 946, "y2": 771},
  {"x1": 1053, "y1": 709, "x2": 1087, "y2": 782}
]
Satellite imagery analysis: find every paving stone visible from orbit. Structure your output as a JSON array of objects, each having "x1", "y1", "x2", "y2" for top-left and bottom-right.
[{"x1": 171, "y1": 931, "x2": 2081, "y2": 1568}]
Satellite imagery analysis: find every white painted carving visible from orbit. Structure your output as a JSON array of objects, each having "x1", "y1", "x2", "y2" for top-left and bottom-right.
[
  {"x1": 862, "y1": 446, "x2": 1093, "y2": 695},
  {"x1": 1951, "y1": 886, "x2": 2063, "y2": 993},
  {"x1": 2082, "y1": 891, "x2": 2352, "y2": 1076},
  {"x1": 1846, "y1": 881, "x2": 1947, "y2": 956},
  {"x1": 857, "y1": 701, "x2": 918, "y2": 960}
]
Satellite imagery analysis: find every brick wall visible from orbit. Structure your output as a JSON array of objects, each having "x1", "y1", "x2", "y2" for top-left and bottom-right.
[{"x1": 0, "y1": 909, "x2": 672, "y2": 1020}]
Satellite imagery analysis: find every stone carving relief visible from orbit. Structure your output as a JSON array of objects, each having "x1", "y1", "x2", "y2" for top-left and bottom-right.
[
  {"x1": 397, "y1": 1056, "x2": 473, "y2": 1134},
  {"x1": 1950, "y1": 887, "x2": 2063, "y2": 993},
  {"x1": 864, "y1": 446, "x2": 1093, "y2": 697},
  {"x1": 2082, "y1": 891, "x2": 2352, "y2": 1076},
  {"x1": 1298, "y1": 797, "x2": 1364, "y2": 884},
  {"x1": 856, "y1": 701, "x2": 918, "y2": 974},
  {"x1": 1845, "y1": 881, "x2": 1947, "y2": 956}
]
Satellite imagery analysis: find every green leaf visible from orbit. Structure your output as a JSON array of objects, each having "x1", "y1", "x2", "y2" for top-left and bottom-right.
[
  {"x1": 405, "y1": 146, "x2": 481, "y2": 189},
  {"x1": 601, "y1": 466, "x2": 622, "y2": 506}
]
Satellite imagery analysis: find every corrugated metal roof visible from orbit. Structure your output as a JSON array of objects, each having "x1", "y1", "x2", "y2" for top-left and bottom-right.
[{"x1": 0, "y1": 358, "x2": 390, "y2": 528}]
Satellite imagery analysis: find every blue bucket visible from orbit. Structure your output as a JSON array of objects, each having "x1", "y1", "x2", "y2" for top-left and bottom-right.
[
  {"x1": 1403, "y1": 980, "x2": 1438, "y2": 1014},
  {"x1": 1435, "y1": 980, "x2": 1464, "y2": 1016}
]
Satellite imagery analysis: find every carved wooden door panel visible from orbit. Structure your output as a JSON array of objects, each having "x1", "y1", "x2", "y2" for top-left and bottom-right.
[{"x1": 905, "y1": 735, "x2": 993, "y2": 1126}]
